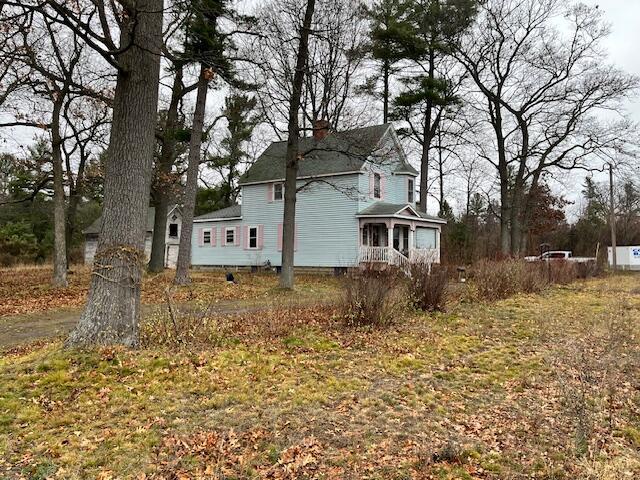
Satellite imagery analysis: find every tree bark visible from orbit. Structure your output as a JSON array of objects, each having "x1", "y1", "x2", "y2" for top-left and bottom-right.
[
  {"x1": 382, "y1": 58, "x2": 389, "y2": 123},
  {"x1": 149, "y1": 66, "x2": 184, "y2": 273},
  {"x1": 418, "y1": 47, "x2": 438, "y2": 213},
  {"x1": 66, "y1": 0, "x2": 163, "y2": 348},
  {"x1": 51, "y1": 99, "x2": 67, "y2": 287},
  {"x1": 174, "y1": 65, "x2": 209, "y2": 285},
  {"x1": 280, "y1": 0, "x2": 316, "y2": 290}
]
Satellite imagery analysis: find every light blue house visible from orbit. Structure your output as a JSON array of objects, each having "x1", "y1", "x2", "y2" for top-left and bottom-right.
[{"x1": 191, "y1": 123, "x2": 445, "y2": 272}]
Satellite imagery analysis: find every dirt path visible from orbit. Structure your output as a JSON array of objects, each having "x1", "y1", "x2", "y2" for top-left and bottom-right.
[{"x1": 0, "y1": 300, "x2": 323, "y2": 349}]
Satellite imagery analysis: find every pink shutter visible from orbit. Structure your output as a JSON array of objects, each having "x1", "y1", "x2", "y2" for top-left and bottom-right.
[
  {"x1": 197, "y1": 228, "x2": 204, "y2": 247},
  {"x1": 211, "y1": 227, "x2": 216, "y2": 247},
  {"x1": 243, "y1": 226, "x2": 249, "y2": 250},
  {"x1": 267, "y1": 184, "x2": 273, "y2": 203},
  {"x1": 369, "y1": 172, "x2": 374, "y2": 198},
  {"x1": 258, "y1": 225, "x2": 264, "y2": 249},
  {"x1": 234, "y1": 226, "x2": 240, "y2": 246},
  {"x1": 277, "y1": 223, "x2": 283, "y2": 251}
]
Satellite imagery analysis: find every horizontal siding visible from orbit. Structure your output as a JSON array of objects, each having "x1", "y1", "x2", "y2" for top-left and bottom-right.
[
  {"x1": 416, "y1": 227, "x2": 437, "y2": 249},
  {"x1": 192, "y1": 175, "x2": 362, "y2": 267}
]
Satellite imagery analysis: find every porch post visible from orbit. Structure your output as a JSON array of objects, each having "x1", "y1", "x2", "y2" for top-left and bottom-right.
[{"x1": 387, "y1": 220, "x2": 394, "y2": 251}]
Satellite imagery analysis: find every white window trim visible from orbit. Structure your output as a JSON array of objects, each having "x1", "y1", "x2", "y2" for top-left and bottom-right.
[
  {"x1": 203, "y1": 229, "x2": 212, "y2": 245},
  {"x1": 247, "y1": 225, "x2": 259, "y2": 250},
  {"x1": 224, "y1": 227, "x2": 235, "y2": 246},
  {"x1": 273, "y1": 182, "x2": 284, "y2": 201}
]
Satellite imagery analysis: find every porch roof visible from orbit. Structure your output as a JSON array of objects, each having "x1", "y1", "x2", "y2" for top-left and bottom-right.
[{"x1": 356, "y1": 202, "x2": 446, "y2": 224}]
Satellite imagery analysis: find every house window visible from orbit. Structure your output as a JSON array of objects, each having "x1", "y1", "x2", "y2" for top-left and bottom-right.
[
  {"x1": 248, "y1": 226, "x2": 258, "y2": 249},
  {"x1": 408, "y1": 178, "x2": 414, "y2": 203},
  {"x1": 169, "y1": 223, "x2": 179, "y2": 238},
  {"x1": 373, "y1": 173, "x2": 381, "y2": 199},
  {"x1": 203, "y1": 230, "x2": 211, "y2": 245},
  {"x1": 274, "y1": 183, "x2": 283, "y2": 201},
  {"x1": 225, "y1": 227, "x2": 235, "y2": 245}
]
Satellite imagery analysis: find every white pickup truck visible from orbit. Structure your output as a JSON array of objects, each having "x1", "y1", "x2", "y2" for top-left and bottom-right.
[{"x1": 524, "y1": 251, "x2": 596, "y2": 263}]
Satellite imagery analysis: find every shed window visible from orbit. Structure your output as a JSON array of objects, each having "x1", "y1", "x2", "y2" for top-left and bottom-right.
[
  {"x1": 225, "y1": 228, "x2": 235, "y2": 245},
  {"x1": 274, "y1": 183, "x2": 283, "y2": 201},
  {"x1": 169, "y1": 223, "x2": 179, "y2": 238},
  {"x1": 373, "y1": 173, "x2": 381, "y2": 199},
  {"x1": 203, "y1": 230, "x2": 211, "y2": 245}
]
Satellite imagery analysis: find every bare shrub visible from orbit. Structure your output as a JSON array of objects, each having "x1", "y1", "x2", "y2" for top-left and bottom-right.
[
  {"x1": 547, "y1": 260, "x2": 578, "y2": 285},
  {"x1": 471, "y1": 259, "x2": 546, "y2": 301},
  {"x1": 408, "y1": 263, "x2": 448, "y2": 312},
  {"x1": 341, "y1": 265, "x2": 403, "y2": 327}
]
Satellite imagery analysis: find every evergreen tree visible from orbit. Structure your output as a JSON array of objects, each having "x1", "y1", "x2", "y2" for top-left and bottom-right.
[
  {"x1": 392, "y1": 0, "x2": 477, "y2": 212},
  {"x1": 206, "y1": 92, "x2": 260, "y2": 209},
  {"x1": 362, "y1": 0, "x2": 417, "y2": 122}
]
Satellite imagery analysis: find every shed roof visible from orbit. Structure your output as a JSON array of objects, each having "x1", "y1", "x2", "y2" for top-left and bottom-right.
[{"x1": 84, "y1": 206, "x2": 180, "y2": 235}]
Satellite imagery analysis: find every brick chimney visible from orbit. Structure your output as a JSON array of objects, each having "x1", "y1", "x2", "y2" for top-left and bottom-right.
[{"x1": 312, "y1": 119, "x2": 330, "y2": 141}]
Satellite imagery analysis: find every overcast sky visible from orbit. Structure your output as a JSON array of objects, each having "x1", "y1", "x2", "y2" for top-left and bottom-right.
[{"x1": 592, "y1": 0, "x2": 640, "y2": 123}]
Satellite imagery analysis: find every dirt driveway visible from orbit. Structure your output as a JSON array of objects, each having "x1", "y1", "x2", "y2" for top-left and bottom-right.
[{"x1": 0, "y1": 299, "x2": 328, "y2": 349}]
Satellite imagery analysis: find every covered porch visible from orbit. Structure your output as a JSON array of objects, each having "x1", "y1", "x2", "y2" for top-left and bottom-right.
[{"x1": 357, "y1": 203, "x2": 444, "y2": 269}]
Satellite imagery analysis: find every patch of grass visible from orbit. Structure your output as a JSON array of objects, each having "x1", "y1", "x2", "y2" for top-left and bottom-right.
[{"x1": 0, "y1": 276, "x2": 639, "y2": 478}]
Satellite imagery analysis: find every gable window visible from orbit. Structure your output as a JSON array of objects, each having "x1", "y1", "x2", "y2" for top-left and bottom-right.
[
  {"x1": 407, "y1": 178, "x2": 415, "y2": 203},
  {"x1": 373, "y1": 173, "x2": 381, "y2": 199},
  {"x1": 248, "y1": 226, "x2": 258, "y2": 249},
  {"x1": 203, "y1": 230, "x2": 211, "y2": 245},
  {"x1": 169, "y1": 223, "x2": 179, "y2": 238},
  {"x1": 273, "y1": 182, "x2": 283, "y2": 201},
  {"x1": 225, "y1": 227, "x2": 235, "y2": 246}
]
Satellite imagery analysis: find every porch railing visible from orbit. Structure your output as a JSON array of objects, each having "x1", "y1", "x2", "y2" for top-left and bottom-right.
[
  {"x1": 358, "y1": 246, "x2": 390, "y2": 263},
  {"x1": 358, "y1": 246, "x2": 439, "y2": 267}
]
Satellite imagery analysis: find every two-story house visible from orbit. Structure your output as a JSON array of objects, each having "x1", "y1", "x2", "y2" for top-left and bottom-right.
[{"x1": 191, "y1": 123, "x2": 445, "y2": 272}]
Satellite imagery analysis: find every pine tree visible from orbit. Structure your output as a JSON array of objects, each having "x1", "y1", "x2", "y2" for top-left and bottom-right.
[{"x1": 362, "y1": 0, "x2": 417, "y2": 122}]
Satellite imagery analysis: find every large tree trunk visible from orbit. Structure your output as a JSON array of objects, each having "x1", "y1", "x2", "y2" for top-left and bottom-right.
[
  {"x1": 490, "y1": 99, "x2": 511, "y2": 256},
  {"x1": 174, "y1": 65, "x2": 209, "y2": 285},
  {"x1": 382, "y1": 59, "x2": 389, "y2": 123},
  {"x1": 66, "y1": 0, "x2": 163, "y2": 348},
  {"x1": 149, "y1": 66, "x2": 184, "y2": 273},
  {"x1": 51, "y1": 100, "x2": 67, "y2": 287},
  {"x1": 280, "y1": 0, "x2": 316, "y2": 290},
  {"x1": 418, "y1": 47, "x2": 437, "y2": 213}
]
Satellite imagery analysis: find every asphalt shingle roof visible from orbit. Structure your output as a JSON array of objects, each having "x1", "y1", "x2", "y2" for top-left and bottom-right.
[
  {"x1": 239, "y1": 123, "x2": 417, "y2": 184},
  {"x1": 357, "y1": 202, "x2": 445, "y2": 223},
  {"x1": 194, "y1": 204, "x2": 242, "y2": 221}
]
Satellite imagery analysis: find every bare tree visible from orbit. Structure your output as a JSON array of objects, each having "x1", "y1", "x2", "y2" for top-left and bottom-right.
[
  {"x1": 457, "y1": 0, "x2": 639, "y2": 255},
  {"x1": 249, "y1": 0, "x2": 369, "y2": 139},
  {"x1": 1, "y1": 0, "x2": 166, "y2": 346},
  {"x1": 280, "y1": 0, "x2": 316, "y2": 289}
]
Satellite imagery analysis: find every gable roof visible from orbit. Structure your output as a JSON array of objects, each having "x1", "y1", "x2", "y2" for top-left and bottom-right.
[
  {"x1": 356, "y1": 202, "x2": 446, "y2": 223},
  {"x1": 194, "y1": 204, "x2": 242, "y2": 222},
  {"x1": 239, "y1": 123, "x2": 416, "y2": 185}
]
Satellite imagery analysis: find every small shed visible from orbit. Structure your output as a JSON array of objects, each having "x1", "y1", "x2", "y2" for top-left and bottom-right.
[{"x1": 83, "y1": 205, "x2": 182, "y2": 267}]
